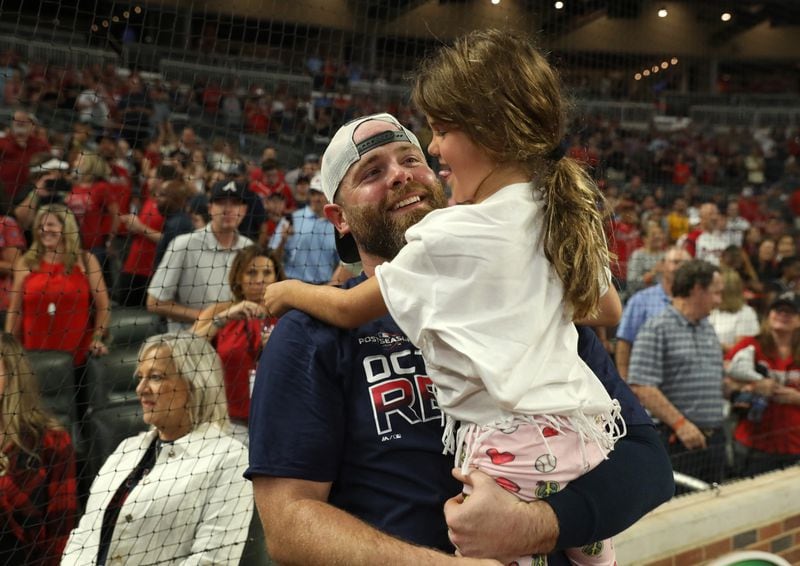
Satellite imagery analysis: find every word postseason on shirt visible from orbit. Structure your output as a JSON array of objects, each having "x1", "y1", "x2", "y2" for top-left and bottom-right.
[{"x1": 358, "y1": 331, "x2": 442, "y2": 442}]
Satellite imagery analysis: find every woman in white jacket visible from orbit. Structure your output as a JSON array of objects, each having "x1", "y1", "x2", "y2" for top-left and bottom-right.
[{"x1": 62, "y1": 332, "x2": 253, "y2": 566}]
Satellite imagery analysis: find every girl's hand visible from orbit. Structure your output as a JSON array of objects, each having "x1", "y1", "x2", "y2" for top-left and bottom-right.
[{"x1": 263, "y1": 280, "x2": 299, "y2": 318}]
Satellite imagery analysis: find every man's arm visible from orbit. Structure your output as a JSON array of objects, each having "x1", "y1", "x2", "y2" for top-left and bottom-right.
[
  {"x1": 445, "y1": 423, "x2": 673, "y2": 560},
  {"x1": 614, "y1": 339, "x2": 632, "y2": 381},
  {"x1": 253, "y1": 476, "x2": 498, "y2": 566},
  {"x1": 146, "y1": 293, "x2": 202, "y2": 323},
  {"x1": 630, "y1": 384, "x2": 706, "y2": 450},
  {"x1": 445, "y1": 326, "x2": 674, "y2": 560}
]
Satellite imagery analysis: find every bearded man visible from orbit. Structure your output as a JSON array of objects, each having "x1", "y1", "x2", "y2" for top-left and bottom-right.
[{"x1": 245, "y1": 114, "x2": 673, "y2": 566}]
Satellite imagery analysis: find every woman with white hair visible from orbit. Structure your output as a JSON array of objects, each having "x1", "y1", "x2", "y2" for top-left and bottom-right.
[{"x1": 62, "y1": 332, "x2": 252, "y2": 566}]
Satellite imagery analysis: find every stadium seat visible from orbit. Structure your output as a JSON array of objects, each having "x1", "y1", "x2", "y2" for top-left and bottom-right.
[
  {"x1": 106, "y1": 307, "x2": 163, "y2": 349},
  {"x1": 26, "y1": 350, "x2": 76, "y2": 431},
  {"x1": 83, "y1": 346, "x2": 147, "y2": 478}
]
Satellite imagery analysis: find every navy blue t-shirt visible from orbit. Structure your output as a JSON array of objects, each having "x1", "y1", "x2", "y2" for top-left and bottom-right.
[
  {"x1": 246, "y1": 292, "x2": 457, "y2": 549},
  {"x1": 247, "y1": 275, "x2": 654, "y2": 555}
]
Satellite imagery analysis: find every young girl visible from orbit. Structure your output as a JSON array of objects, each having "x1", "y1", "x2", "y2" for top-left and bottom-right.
[{"x1": 264, "y1": 29, "x2": 623, "y2": 566}]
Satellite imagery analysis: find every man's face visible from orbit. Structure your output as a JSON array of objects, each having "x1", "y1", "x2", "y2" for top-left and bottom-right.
[
  {"x1": 700, "y1": 204, "x2": 720, "y2": 230},
  {"x1": 11, "y1": 111, "x2": 33, "y2": 142},
  {"x1": 661, "y1": 249, "x2": 690, "y2": 283},
  {"x1": 331, "y1": 121, "x2": 447, "y2": 260},
  {"x1": 98, "y1": 137, "x2": 116, "y2": 160},
  {"x1": 308, "y1": 190, "x2": 327, "y2": 217},
  {"x1": 209, "y1": 198, "x2": 246, "y2": 232},
  {"x1": 694, "y1": 271, "x2": 723, "y2": 318}
]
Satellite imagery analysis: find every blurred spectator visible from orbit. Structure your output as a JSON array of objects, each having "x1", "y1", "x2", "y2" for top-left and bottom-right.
[
  {"x1": 626, "y1": 221, "x2": 666, "y2": 298},
  {"x1": 709, "y1": 269, "x2": 760, "y2": 354},
  {"x1": 292, "y1": 174, "x2": 311, "y2": 210},
  {"x1": 671, "y1": 152, "x2": 693, "y2": 186},
  {"x1": 0, "y1": 109, "x2": 50, "y2": 212},
  {"x1": 775, "y1": 233, "x2": 796, "y2": 263},
  {"x1": 752, "y1": 238, "x2": 780, "y2": 286},
  {"x1": 720, "y1": 244, "x2": 762, "y2": 295},
  {"x1": 269, "y1": 177, "x2": 337, "y2": 284},
  {"x1": 147, "y1": 181, "x2": 252, "y2": 332},
  {"x1": 191, "y1": 246, "x2": 284, "y2": 441},
  {"x1": 115, "y1": 164, "x2": 178, "y2": 307},
  {"x1": 0, "y1": 332, "x2": 77, "y2": 566},
  {"x1": 62, "y1": 333, "x2": 252, "y2": 564},
  {"x1": 13, "y1": 155, "x2": 71, "y2": 239},
  {"x1": 64, "y1": 153, "x2": 120, "y2": 290},
  {"x1": 152, "y1": 179, "x2": 195, "y2": 269},
  {"x1": 722, "y1": 200, "x2": 751, "y2": 246},
  {"x1": 0, "y1": 214, "x2": 24, "y2": 327},
  {"x1": 685, "y1": 202, "x2": 733, "y2": 265},
  {"x1": 665, "y1": 196, "x2": 690, "y2": 244},
  {"x1": 744, "y1": 145, "x2": 766, "y2": 187},
  {"x1": 259, "y1": 192, "x2": 287, "y2": 248},
  {"x1": 74, "y1": 76, "x2": 111, "y2": 131},
  {"x1": 629, "y1": 260, "x2": 726, "y2": 488},
  {"x1": 117, "y1": 76, "x2": 154, "y2": 150},
  {"x1": 768, "y1": 256, "x2": 800, "y2": 303},
  {"x1": 725, "y1": 293, "x2": 800, "y2": 476},
  {"x1": 607, "y1": 198, "x2": 641, "y2": 291},
  {"x1": 5, "y1": 204, "x2": 110, "y2": 365},
  {"x1": 615, "y1": 247, "x2": 691, "y2": 380},
  {"x1": 742, "y1": 225, "x2": 763, "y2": 259},
  {"x1": 284, "y1": 152, "x2": 320, "y2": 190},
  {"x1": 252, "y1": 159, "x2": 295, "y2": 211}
]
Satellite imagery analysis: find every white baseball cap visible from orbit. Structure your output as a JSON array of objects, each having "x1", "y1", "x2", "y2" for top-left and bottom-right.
[{"x1": 320, "y1": 113, "x2": 422, "y2": 263}]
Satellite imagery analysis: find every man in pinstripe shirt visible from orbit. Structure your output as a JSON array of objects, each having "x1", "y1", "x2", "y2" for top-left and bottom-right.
[{"x1": 629, "y1": 259, "x2": 726, "y2": 486}]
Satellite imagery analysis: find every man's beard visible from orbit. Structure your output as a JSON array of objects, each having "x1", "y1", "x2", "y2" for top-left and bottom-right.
[{"x1": 344, "y1": 180, "x2": 447, "y2": 261}]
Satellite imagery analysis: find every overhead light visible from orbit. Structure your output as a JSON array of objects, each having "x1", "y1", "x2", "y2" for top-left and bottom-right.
[
  {"x1": 634, "y1": 73, "x2": 642, "y2": 80},
  {"x1": 554, "y1": 1, "x2": 565, "y2": 9},
  {"x1": 491, "y1": 0, "x2": 500, "y2": 4},
  {"x1": 721, "y1": 12, "x2": 732, "y2": 22},
  {"x1": 671, "y1": 57, "x2": 679, "y2": 65},
  {"x1": 652, "y1": 65, "x2": 659, "y2": 73},
  {"x1": 658, "y1": 7, "x2": 668, "y2": 18},
  {"x1": 661, "y1": 61, "x2": 669, "y2": 69},
  {"x1": 643, "y1": 70, "x2": 651, "y2": 76}
]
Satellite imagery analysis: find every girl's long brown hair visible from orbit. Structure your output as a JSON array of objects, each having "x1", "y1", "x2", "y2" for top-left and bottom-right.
[{"x1": 411, "y1": 29, "x2": 610, "y2": 319}]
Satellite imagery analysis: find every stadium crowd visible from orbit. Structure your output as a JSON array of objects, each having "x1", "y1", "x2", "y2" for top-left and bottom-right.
[{"x1": 0, "y1": 47, "x2": 798, "y2": 564}]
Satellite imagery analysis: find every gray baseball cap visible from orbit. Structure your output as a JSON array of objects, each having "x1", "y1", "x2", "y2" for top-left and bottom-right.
[{"x1": 320, "y1": 113, "x2": 423, "y2": 263}]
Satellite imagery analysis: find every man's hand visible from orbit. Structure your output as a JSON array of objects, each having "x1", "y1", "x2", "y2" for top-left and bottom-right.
[
  {"x1": 674, "y1": 419, "x2": 706, "y2": 450},
  {"x1": 445, "y1": 468, "x2": 558, "y2": 563}
]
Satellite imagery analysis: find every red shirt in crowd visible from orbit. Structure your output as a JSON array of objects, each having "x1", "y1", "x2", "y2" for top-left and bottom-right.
[
  {"x1": 0, "y1": 134, "x2": 50, "y2": 201},
  {"x1": 607, "y1": 219, "x2": 642, "y2": 283},
  {"x1": 0, "y1": 215, "x2": 25, "y2": 311},
  {"x1": 122, "y1": 198, "x2": 164, "y2": 277},
  {"x1": 65, "y1": 180, "x2": 117, "y2": 249},
  {"x1": 21, "y1": 260, "x2": 93, "y2": 364},
  {"x1": 727, "y1": 337, "x2": 800, "y2": 456},
  {"x1": 0, "y1": 428, "x2": 77, "y2": 566},
  {"x1": 250, "y1": 179, "x2": 296, "y2": 211},
  {"x1": 214, "y1": 317, "x2": 277, "y2": 422}
]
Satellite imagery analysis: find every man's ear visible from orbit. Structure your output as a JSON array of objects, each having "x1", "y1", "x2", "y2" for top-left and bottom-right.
[{"x1": 324, "y1": 203, "x2": 349, "y2": 234}]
